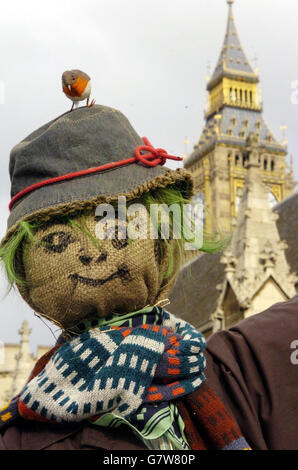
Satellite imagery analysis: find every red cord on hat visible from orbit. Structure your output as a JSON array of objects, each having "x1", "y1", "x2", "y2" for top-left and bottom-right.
[
  {"x1": 9, "y1": 138, "x2": 183, "y2": 211},
  {"x1": 134, "y1": 137, "x2": 181, "y2": 167}
]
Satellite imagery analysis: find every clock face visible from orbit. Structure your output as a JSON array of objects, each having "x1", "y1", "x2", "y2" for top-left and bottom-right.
[{"x1": 268, "y1": 191, "x2": 278, "y2": 208}]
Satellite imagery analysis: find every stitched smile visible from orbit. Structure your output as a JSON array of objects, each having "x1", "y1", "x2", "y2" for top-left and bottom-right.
[{"x1": 68, "y1": 263, "x2": 132, "y2": 287}]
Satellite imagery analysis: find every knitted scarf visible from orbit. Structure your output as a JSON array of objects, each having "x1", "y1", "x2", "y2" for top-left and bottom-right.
[{"x1": 0, "y1": 306, "x2": 251, "y2": 450}]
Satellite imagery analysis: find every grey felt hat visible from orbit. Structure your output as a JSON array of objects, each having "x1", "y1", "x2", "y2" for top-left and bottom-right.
[{"x1": 4, "y1": 104, "x2": 193, "y2": 243}]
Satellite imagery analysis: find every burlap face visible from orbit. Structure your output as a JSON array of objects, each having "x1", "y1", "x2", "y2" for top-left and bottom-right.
[{"x1": 19, "y1": 210, "x2": 180, "y2": 330}]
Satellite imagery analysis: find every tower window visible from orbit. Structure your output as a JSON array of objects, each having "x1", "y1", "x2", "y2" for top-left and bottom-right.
[
  {"x1": 264, "y1": 159, "x2": 268, "y2": 170},
  {"x1": 240, "y1": 89, "x2": 243, "y2": 102},
  {"x1": 271, "y1": 160, "x2": 275, "y2": 171},
  {"x1": 245, "y1": 90, "x2": 248, "y2": 102},
  {"x1": 250, "y1": 91, "x2": 253, "y2": 104},
  {"x1": 227, "y1": 127, "x2": 233, "y2": 136},
  {"x1": 242, "y1": 153, "x2": 249, "y2": 166},
  {"x1": 235, "y1": 154, "x2": 240, "y2": 166},
  {"x1": 235, "y1": 89, "x2": 238, "y2": 101}
]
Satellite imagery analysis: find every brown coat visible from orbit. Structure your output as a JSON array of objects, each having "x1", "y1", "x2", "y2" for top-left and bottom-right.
[
  {"x1": 0, "y1": 420, "x2": 147, "y2": 450},
  {"x1": 204, "y1": 294, "x2": 298, "y2": 450},
  {"x1": 1, "y1": 295, "x2": 297, "y2": 450}
]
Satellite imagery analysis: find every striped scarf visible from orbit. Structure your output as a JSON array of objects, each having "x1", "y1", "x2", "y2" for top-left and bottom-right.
[
  {"x1": 17, "y1": 307, "x2": 205, "y2": 448},
  {"x1": 0, "y1": 306, "x2": 251, "y2": 450}
]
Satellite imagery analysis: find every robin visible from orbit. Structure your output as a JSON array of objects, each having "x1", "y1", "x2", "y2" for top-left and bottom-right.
[{"x1": 62, "y1": 69, "x2": 95, "y2": 112}]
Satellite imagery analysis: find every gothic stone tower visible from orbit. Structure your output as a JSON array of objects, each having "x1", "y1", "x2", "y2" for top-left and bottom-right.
[{"x1": 184, "y1": 0, "x2": 295, "y2": 235}]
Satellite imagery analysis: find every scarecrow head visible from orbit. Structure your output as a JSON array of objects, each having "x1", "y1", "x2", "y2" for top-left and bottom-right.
[{"x1": 0, "y1": 105, "x2": 198, "y2": 331}]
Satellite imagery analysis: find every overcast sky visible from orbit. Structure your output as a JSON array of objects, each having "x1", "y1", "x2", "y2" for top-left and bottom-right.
[{"x1": 0, "y1": 0, "x2": 297, "y2": 353}]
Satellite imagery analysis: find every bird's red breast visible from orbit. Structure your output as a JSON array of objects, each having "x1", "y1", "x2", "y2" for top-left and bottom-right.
[{"x1": 63, "y1": 75, "x2": 90, "y2": 98}]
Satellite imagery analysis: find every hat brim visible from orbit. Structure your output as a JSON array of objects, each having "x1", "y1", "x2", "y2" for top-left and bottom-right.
[{"x1": 3, "y1": 164, "x2": 193, "y2": 244}]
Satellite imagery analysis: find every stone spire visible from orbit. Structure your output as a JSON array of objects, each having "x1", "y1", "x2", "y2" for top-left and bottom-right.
[
  {"x1": 215, "y1": 132, "x2": 297, "y2": 322},
  {"x1": 10, "y1": 321, "x2": 33, "y2": 397},
  {"x1": 209, "y1": 0, "x2": 257, "y2": 87}
]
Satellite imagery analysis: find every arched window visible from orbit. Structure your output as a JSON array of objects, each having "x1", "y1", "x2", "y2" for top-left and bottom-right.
[
  {"x1": 235, "y1": 154, "x2": 240, "y2": 166},
  {"x1": 242, "y1": 153, "x2": 249, "y2": 167},
  {"x1": 245, "y1": 90, "x2": 248, "y2": 102},
  {"x1": 264, "y1": 159, "x2": 268, "y2": 170},
  {"x1": 240, "y1": 89, "x2": 243, "y2": 103},
  {"x1": 271, "y1": 160, "x2": 275, "y2": 171},
  {"x1": 250, "y1": 91, "x2": 253, "y2": 104}
]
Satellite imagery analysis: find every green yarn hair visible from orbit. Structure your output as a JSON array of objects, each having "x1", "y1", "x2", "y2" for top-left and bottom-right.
[
  {"x1": 0, "y1": 187, "x2": 228, "y2": 287},
  {"x1": 140, "y1": 186, "x2": 228, "y2": 278},
  {"x1": 0, "y1": 220, "x2": 36, "y2": 286}
]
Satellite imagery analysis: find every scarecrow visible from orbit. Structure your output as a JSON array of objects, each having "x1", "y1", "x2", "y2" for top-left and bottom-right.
[{"x1": 0, "y1": 103, "x2": 251, "y2": 450}]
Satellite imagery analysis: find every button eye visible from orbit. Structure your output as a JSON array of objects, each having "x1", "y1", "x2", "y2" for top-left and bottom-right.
[
  {"x1": 41, "y1": 231, "x2": 76, "y2": 253},
  {"x1": 79, "y1": 255, "x2": 92, "y2": 265}
]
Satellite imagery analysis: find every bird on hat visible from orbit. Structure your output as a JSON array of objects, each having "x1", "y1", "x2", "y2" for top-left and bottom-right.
[{"x1": 62, "y1": 69, "x2": 95, "y2": 112}]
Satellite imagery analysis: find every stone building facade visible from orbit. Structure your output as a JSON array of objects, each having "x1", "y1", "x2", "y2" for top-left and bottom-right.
[
  {"x1": 0, "y1": 321, "x2": 50, "y2": 409},
  {"x1": 169, "y1": 144, "x2": 298, "y2": 336},
  {"x1": 169, "y1": 1, "x2": 297, "y2": 335}
]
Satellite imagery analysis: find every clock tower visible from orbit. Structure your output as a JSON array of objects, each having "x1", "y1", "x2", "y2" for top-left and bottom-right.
[{"x1": 184, "y1": 0, "x2": 295, "y2": 235}]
